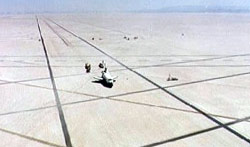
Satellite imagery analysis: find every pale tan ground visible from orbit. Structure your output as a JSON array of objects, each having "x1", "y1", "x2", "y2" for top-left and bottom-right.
[{"x1": 0, "y1": 13, "x2": 249, "y2": 146}]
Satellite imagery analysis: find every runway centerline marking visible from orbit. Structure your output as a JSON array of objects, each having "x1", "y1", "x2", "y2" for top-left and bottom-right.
[{"x1": 36, "y1": 17, "x2": 72, "y2": 147}]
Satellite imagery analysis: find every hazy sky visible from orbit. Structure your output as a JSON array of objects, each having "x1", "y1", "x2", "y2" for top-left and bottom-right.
[{"x1": 0, "y1": 0, "x2": 250, "y2": 13}]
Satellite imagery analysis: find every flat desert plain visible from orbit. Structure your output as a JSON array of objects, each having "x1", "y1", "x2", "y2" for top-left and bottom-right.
[{"x1": 0, "y1": 13, "x2": 249, "y2": 146}]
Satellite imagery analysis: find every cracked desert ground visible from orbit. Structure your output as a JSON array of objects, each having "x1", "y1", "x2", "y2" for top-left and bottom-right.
[{"x1": 0, "y1": 13, "x2": 249, "y2": 147}]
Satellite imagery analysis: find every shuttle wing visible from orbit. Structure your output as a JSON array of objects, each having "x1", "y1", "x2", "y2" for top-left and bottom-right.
[
  {"x1": 112, "y1": 76, "x2": 118, "y2": 80},
  {"x1": 93, "y1": 76, "x2": 103, "y2": 81}
]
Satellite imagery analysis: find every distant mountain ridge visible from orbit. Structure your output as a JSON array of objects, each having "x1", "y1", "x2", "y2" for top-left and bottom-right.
[{"x1": 139, "y1": 6, "x2": 250, "y2": 13}]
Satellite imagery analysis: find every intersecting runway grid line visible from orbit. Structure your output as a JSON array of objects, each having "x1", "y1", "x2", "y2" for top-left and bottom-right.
[
  {"x1": 0, "y1": 77, "x2": 249, "y2": 124},
  {"x1": 46, "y1": 18, "x2": 250, "y2": 145},
  {"x1": 142, "y1": 115, "x2": 250, "y2": 147},
  {"x1": 36, "y1": 16, "x2": 72, "y2": 147},
  {"x1": 0, "y1": 127, "x2": 64, "y2": 147}
]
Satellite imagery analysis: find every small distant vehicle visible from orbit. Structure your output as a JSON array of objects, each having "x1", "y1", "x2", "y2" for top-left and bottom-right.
[
  {"x1": 85, "y1": 63, "x2": 91, "y2": 73},
  {"x1": 99, "y1": 60, "x2": 106, "y2": 68},
  {"x1": 167, "y1": 74, "x2": 178, "y2": 81},
  {"x1": 134, "y1": 36, "x2": 138, "y2": 40},
  {"x1": 94, "y1": 67, "x2": 118, "y2": 87}
]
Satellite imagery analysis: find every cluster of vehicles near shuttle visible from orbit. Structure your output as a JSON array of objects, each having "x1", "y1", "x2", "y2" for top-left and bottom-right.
[
  {"x1": 86, "y1": 36, "x2": 178, "y2": 88},
  {"x1": 87, "y1": 60, "x2": 177, "y2": 88},
  {"x1": 86, "y1": 61, "x2": 118, "y2": 88}
]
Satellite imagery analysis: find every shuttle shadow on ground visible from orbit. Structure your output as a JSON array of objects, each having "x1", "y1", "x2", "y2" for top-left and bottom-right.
[{"x1": 92, "y1": 80, "x2": 113, "y2": 88}]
